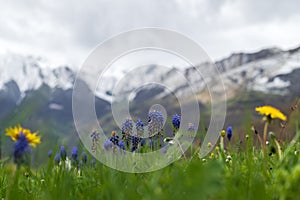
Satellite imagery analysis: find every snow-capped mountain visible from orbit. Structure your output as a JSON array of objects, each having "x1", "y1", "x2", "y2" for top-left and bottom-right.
[
  {"x1": 0, "y1": 45, "x2": 299, "y2": 106},
  {"x1": 0, "y1": 54, "x2": 75, "y2": 101},
  {"x1": 90, "y1": 46, "x2": 300, "y2": 102}
]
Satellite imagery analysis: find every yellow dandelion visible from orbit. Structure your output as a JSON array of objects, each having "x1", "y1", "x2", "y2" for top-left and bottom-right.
[
  {"x1": 6, "y1": 125, "x2": 41, "y2": 147},
  {"x1": 221, "y1": 130, "x2": 226, "y2": 137},
  {"x1": 207, "y1": 142, "x2": 212, "y2": 147},
  {"x1": 255, "y1": 105, "x2": 287, "y2": 121}
]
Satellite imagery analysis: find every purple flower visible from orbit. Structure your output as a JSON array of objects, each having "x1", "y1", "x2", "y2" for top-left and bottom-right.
[
  {"x1": 187, "y1": 123, "x2": 196, "y2": 132},
  {"x1": 71, "y1": 146, "x2": 78, "y2": 161},
  {"x1": 227, "y1": 126, "x2": 233, "y2": 141},
  {"x1": 60, "y1": 146, "x2": 67, "y2": 161},
  {"x1": 172, "y1": 114, "x2": 181, "y2": 130},
  {"x1": 48, "y1": 150, "x2": 53, "y2": 158},
  {"x1": 136, "y1": 119, "x2": 144, "y2": 137},
  {"x1": 81, "y1": 152, "x2": 88, "y2": 164},
  {"x1": 13, "y1": 133, "x2": 31, "y2": 165},
  {"x1": 131, "y1": 135, "x2": 141, "y2": 152},
  {"x1": 118, "y1": 141, "x2": 125, "y2": 151},
  {"x1": 104, "y1": 140, "x2": 113, "y2": 150},
  {"x1": 122, "y1": 119, "x2": 133, "y2": 136},
  {"x1": 148, "y1": 110, "x2": 164, "y2": 137},
  {"x1": 54, "y1": 154, "x2": 61, "y2": 165}
]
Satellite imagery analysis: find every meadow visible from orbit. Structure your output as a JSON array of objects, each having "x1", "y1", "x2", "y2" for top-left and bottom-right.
[{"x1": 0, "y1": 103, "x2": 300, "y2": 200}]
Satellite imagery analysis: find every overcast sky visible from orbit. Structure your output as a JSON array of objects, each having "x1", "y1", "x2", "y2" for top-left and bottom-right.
[{"x1": 0, "y1": 0, "x2": 299, "y2": 67}]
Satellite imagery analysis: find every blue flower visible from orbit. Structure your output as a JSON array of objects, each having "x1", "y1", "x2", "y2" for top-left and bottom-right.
[
  {"x1": 148, "y1": 110, "x2": 164, "y2": 137},
  {"x1": 227, "y1": 126, "x2": 233, "y2": 141},
  {"x1": 160, "y1": 146, "x2": 167, "y2": 154},
  {"x1": 118, "y1": 141, "x2": 126, "y2": 151},
  {"x1": 71, "y1": 146, "x2": 78, "y2": 161},
  {"x1": 54, "y1": 154, "x2": 61, "y2": 165},
  {"x1": 81, "y1": 152, "x2": 88, "y2": 164},
  {"x1": 48, "y1": 150, "x2": 53, "y2": 158},
  {"x1": 131, "y1": 135, "x2": 141, "y2": 152},
  {"x1": 136, "y1": 119, "x2": 144, "y2": 137},
  {"x1": 172, "y1": 114, "x2": 181, "y2": 130},
  {"x1": 122, "y1": 119, "x2": 133, "y2": 136},
  {"x1": 104, "y1": 140, "x2": 113, "y2": 150},
  {"x1": 13, "y1": 133, "x2": 31, "y2": 165},
  {"x1": 187, "y1": 123, "x2": 196, "y2": 132},
  {"x1": 60, "y1": 146, "x2": 67, "y2": 161}
]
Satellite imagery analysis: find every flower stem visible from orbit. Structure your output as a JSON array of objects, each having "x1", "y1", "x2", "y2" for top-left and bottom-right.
[
  {"x1": 274, "y1": 139, "x2": 282, "y2": 160},
  {"x1": 263, "y1": 122, "x2": 269, "y2": 157},
  {"x1": 220, "y1": 137, "x2": 224, "y2": 152}
]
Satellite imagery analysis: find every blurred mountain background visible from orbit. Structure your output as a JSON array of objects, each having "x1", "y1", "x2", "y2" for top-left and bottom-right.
[
  {"x1": 1, "y1": 0, "x2": 300, "y2": 165},
  {"x1": 0, "y1": 45, "x2": 299, "y2": 164}
]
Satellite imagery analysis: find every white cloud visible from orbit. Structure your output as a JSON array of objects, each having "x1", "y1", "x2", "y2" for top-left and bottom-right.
[{"x1": 0, "y1": 0, "x2": 299, "y2": 67}]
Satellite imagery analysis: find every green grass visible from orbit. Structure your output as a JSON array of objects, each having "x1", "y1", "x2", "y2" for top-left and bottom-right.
[{"x1": 1, "y1": 128, "x2": 300, "y2": 200}]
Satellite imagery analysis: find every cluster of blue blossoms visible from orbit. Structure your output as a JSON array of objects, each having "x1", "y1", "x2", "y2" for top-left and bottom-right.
[
  {"x1": 101, "y1": 112, "x2": 190, "y2": 153},
  {"x1": 48, "y1": 146, "x2": 93, "y2": 167}
]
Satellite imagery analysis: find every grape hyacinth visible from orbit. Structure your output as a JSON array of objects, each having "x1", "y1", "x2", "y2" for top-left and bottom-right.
[
  {"x1": 148, "y1": 110, "x2": 164, "y2": 137},
  {"x1": 187, "y1": 123, "x2": 196, "y2": 132},
  {"x1": 122, "y1": 119, "x2": 133, "y2": 147},
  {"x1": 60, "y1": 146, "x2": 67, "y2": 161},
  {"x1": 71, "y1": 146, "x2": 78, "y2": 162},
  {"x1": 104, "y1": 140, "x2": 113, "y2": 150},
  {"x1": 227, "y1": 126, "x2": 233, "y2": 141},
  {"x1": 131, "y1": 135, "x2": 141, "y2": 152},
  {"x1": 136, "y1": 119, "x2": 144, "y2": 137},
  {"x1": 48, "y1": 150, "x2": 53, "y2": 158},
  {"x1": 81, "y1": 152, "x2": 88, "y2": 164},
  {"x1": 172, "y1": 114, "x2": 181, "y2": 131},
  {"x1": 90, "y1": 131, "x2": 100, "y2": 153},
  {"x1": 118, "y1": 141, "x2": 126, "y2": 152},
  {"x1": 54, "y1": 154, "x2": 61, "y2": 165}
]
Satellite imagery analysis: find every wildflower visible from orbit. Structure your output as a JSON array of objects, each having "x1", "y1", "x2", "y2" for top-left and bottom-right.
[
  {"x1": 171, "y1": 114, "x2": 181, "y2": 130},
  {"x1": 81, "y1": 152, "x2": 87, "y2": 164},
  {"x1": 122, "y1": 119, "x2": 133, "y2": 137},
  {"x1": 60, "y1": 146, "x2": 67, "y2": 161},
  {"x1": 187, "y1": 123, "x2": 196, "y2": 132},
  {"x1": 48, "y1": 150, "x2": 53, "y2": 158},
  {"x1": 148, "y1": 110, "x2": 164, "y2": 137},
  {"x1": 209, "y1": 152, "x2": 215, "y2": 159},
  {"x1": 131, "y1": 135, "x2": 141, "y2": 152},
  {"x1": 90, "y1": 131, "x2": 100, "y2": 153},
  {"x1": 255, "y1": 105, "x2": 287, "y2": 122},
  {"x1": 71, "y1": 147, "x2": 78, "y2": 162},
  {"x1": 13, "y1": 133, "x2": 31, "y2": 165},
  {"x1": 54, "y1": 154, "x2": 61, "y2": 165},
  {"x1": 226, "y1": 155, "x2": 232, "y2": 160},
  {"x1": 136, "y1": 119, "x2": 144, "y2": 137},
  {"x1": 6, "y1": 125, "x2": 41, "y2": 165},
  {"x1": 207, "y1": 142, "x2": 212, "y2": 147},
  {"x1": 160, "y1": 146, "x2": 167, "y2": 154},
  {"x1": 104, "y1": 140, "x2": 113, "y2": 150},
  {"x1": 118, "y1": 141, "x2": 126, "y2": 151},
  {"x1": 122, "y1": 119, "x2": 133, "y2": 147},
  {"x1": 215, "y1": 146, "x2": 220, "y2": 151},
  {"x1": 6, "y1": 125, "x2": 41, "y2": 147},
  {"x1": 110, "y1": 131, "x2": 119, "y2": 145},
  {"x1": 221, "y1": 130, "x2": 226, "y2": 137},
  {"x1": 227, "y1": 126, "x2": 232, "y2": 141}
]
